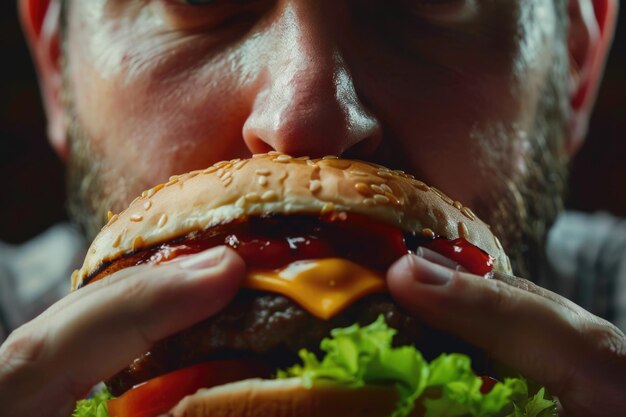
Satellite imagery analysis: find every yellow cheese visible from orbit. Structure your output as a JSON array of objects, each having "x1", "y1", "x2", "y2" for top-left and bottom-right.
[{"x1": 243, "y1": 258, "x2": 386, "y2": 320}]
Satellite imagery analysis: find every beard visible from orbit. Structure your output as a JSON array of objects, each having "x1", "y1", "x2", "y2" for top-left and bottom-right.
[{"x1": 64, "y1": 51, "x2": 569, "y2": 285}]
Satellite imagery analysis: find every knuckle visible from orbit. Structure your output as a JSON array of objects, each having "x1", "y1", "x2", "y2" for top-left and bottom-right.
[
  {"x1": 0, "y1": 324, "x2": 47, "y2": 379},
  {"x1": 585, "y1": 320, "x2": 626, "y2": 359},
  {"x1": 483, "y1": 278, "x2": 516, "y2": 315}
]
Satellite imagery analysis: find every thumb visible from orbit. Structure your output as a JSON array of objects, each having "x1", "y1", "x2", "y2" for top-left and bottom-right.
[
  {"x1": 386, "y1": 253, "x2": 626, "y2": 412},
  {"x1": 0, "y1": 246, "x2": 245, "y2": 417}
]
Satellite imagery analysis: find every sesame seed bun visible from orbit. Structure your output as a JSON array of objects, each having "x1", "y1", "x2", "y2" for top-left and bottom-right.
[
  {"x1": 167, "y1": 378, "x2": 420, "y2": 417},
  {"x1": 73, "y1": 153, "x2": 511, "y2": 290}
]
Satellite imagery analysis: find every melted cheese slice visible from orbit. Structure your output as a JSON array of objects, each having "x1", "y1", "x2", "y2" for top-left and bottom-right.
[{"x1": 243, "y1": 258, "x2": 386, "y2": 320}]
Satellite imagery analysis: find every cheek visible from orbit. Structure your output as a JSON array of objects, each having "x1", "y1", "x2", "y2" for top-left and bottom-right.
[{"x1": 67, "y1": 31, "x2": 261, "y2": 190}]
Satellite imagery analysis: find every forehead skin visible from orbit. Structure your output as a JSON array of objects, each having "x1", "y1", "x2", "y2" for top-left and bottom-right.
[{"x1": 64, "y1": 0, "x2": 560, "y2": 214}]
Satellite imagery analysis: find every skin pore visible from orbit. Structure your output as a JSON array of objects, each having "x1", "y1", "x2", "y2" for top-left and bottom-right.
[{"x1": 62, "y1": 0, "x2": 569, "y2": 279}]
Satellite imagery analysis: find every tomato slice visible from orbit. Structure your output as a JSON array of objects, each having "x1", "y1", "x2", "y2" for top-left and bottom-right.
[
  {"x1": 425, "y1": 238, "x2": 494, "y2": 276},
  {"x1": 107, "y1": 359, "x2": 270, "y2": 417}
]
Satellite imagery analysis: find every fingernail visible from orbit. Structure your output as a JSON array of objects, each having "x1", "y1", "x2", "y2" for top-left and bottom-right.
[
  {"x1": 178, "y1": 246, "x2": 227, "y2": 270},
  {"x1": 406, "y1": 254, "x2": 454, "y2": 285},
  {"x1": 416, "y1": 246, "x2": 460, "y2": 270}
]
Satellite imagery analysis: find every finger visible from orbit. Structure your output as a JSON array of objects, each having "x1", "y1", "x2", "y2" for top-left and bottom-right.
[
  {"x1": 486, "y1": 271, "x2": 581, "y2": 313},
  {"x1": 416, "y1": 247, "x2": 468, "y2": 272},
  {"x1": 0, "y1": 246, "x2": 245, "y2": 416},
  {"x1": 387, "y1": 254, "x2": 626, "y2": 415}
]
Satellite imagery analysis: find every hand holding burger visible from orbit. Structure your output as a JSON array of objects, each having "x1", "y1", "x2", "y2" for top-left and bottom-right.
[
  {"x1": 0, "y1": 154, "x2": 624, "y2": 417},
  {"x1": 70, "y1": 153, "x2": 539, "y2": 417}
]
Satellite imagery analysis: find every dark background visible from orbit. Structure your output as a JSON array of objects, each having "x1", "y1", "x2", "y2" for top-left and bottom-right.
[{"x1": 1, "y1": 3, "x2": 626, "y2": 244}]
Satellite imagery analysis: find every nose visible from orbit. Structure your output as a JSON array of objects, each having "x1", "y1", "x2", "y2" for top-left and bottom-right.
[{"x1": 242, "y1": 3, "x2": 382, "y2": 158}]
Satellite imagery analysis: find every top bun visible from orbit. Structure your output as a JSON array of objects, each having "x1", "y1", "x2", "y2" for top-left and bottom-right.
[{"x1": 74, "y1": 153, "x2": 511, "y2": 289}]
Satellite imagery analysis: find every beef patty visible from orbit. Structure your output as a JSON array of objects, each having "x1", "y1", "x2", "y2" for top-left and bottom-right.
[{"x1": 106, "y1": 290, "x2": 488, "y2": 396}]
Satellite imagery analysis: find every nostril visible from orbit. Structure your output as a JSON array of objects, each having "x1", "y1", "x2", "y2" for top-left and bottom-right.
[
  {"x1": 243, "y1": 134, "x2": 275, "y2": 155},
  {"x1": 341, "y1": 125, "x2": 383, "y2": 160}
]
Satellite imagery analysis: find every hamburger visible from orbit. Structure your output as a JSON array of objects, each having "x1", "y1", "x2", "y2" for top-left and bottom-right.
[{"x1": 72, "y1": 154, "x2": 555, "y2": 417}]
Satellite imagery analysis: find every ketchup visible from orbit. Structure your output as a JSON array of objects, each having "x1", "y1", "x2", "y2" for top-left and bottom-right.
[
  {"x1": 134, "y1": 213, "x2": 494, "y2": 276},
  {"x1": 424, "y1": 238, "x2": 495, "y2": 276},
  {"x1": 140, "y1": 213, "x2": 408, "y2": 273}
]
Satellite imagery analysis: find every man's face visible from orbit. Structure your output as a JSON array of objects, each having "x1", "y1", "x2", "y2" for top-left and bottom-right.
[{"x1": 63, "y1": 0, "x2": 568, "y2": 277}]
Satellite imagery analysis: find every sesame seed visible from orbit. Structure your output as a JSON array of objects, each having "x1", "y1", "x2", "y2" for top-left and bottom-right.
[
  {"x1": 322, "y1": 155, "x2": 339, "y2": 160},
  {"x1": 107, "y1": 214, "x2": 119, "y2": 226},
  {"x1": 203, "y1": 166, "x2": 219, "y2": 174},
  {"x1": 215, "y1": 160, "x2": 230, "y2": 168},
  {"x1": 324, "y1": 159, "x2": 352, "y2": 169},
  {"x1": 132, "y1": 236, "x2": 144, "y2": 250},
  {"x1": 506, "y1": 257, "x2": 511, "y2": 271},
  {"x1": 144, "y1": 201, "x2": 152, "y2": 211},
  {"x1": 309, "y1": 180, "x2": 322, "y2": 193},
  {"x1": 258, "y1": 176, "x2": 268, "y2": 186},
  {"x1": 268, "y1": 151, "x2": 281, "y2": 155},
  {"x1": 380, "y1": 184, "x2": 393, "y2": 194},
  {"x1": 187, "y1": 171, "x2": 200, "y2": 179},
  {"x1": 141, "y1": 190, "x2": 149, "y2": 198},
  {"x1": 147, "y1": 184, "x2": 162, "y2": 198},
  {"x1": 158, "y1": 214, "x2": 168, "y2": 228},
  {"x1": 165, "y1": 178, "x2": 179, "y2": 187},
  {"x1": 169, "y1": 175, "x2": 179, "y2": 182},
  {"x1": 355, "y1": 183, "x2": 372, "y2": 196},
  {"x1": 494, "y1": 236, "x2": 503, "y2": 250},
  {"x1": 222, "y1": 171, "x2": 233, "y2": 180},
  {"x1": 306, "y1": 160, "x2": 317, "y2": 167},
  {"x1": 373, "y1": 194, "x2": 390, "y2": 204},
  {"x1": 363, "y1": 198, "x2": 377, "y2": 206},
  {"x1": 431, "y1": 187, "x2": 453, "y2": 205},
  {"x1": 255, "y1": 168, "x2": 271, "y2": 176},
  {"x1": 235, "y1": 196, "x2": 246, "y2": 209},
  {"x1": 321, "y1": 202, "x2": 335, "y2": 214},
  {"x1": 216, "y1": 168, "x2": 225, "y2": 178},
  {"x1": 295, "y1": 156, "x2": 310, "y2": 161},
  {"x1": 274, "y1": 154, "x2": 292, "y2": 162},
  {"x1": 453, "y1": 201, "x2": 462, "y2": 210},
  {"x1": 107, "y1": 211, "x2": 114, "y2": 221},
  {"x1": 130, "y1": 214, "x2": 143, "y2": 222},
  {"x1": 349, "y1": 170, "x2": 369, "y2": 177},
  {"x1": 461, "y1": 207, "x2": 476, "y2": 220},
  {"x1": 234, "y1": 160, "x2": 249, "y2": 170},
  {"x1": 393, "y1": 169, "x2": 405, "y2": 175},
  {"x1": 421, "y1": 228, "x2": 435, "y2": 239},
  {"x1": 371, "y1": 184, "x2": 384, "y2": 194},
  {"x1": 230, "y1": 158, "x2": 241, "y2": 164},
  {"x1": 385, "y1": 193, "x2": 401, "y2": 205},
  {"x1": 223, "y1": 177, "x2": 233, "y2": 187},
  {"x1": 245, "y1": 192, "x2": 261, "y2": 202},
  {"x1": 457, "y1": 222, "x2": 470, "y2": 239},
  {"x1": 112, "y1": 234, "x2": 122, "y2": 248},
  {"x1": 377, "y1": 171, "x2": 394, "y2": 179},
  {"x1": 252, "y1": 153, "x2": 266, "y2": 158},
  {"x1": 412, "y1": 180, "x2": 430, "y2": 192},
  {"x1": 262, "y1": 190, "x2": 278, "y2": 201}
]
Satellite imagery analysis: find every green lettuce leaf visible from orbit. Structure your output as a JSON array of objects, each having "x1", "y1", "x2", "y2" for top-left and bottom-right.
[
  {"x1": 279, "y1": 315, "x2": 557, "y2": 417},
  {"x1": 74, "y1": 317, "x2": 557, "y2": 417},
  {"x1": 72, "y1": 387, "x2": 112, "y2": 417}
]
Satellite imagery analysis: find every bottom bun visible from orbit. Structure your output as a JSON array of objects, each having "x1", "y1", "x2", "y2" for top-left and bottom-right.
[{"x1": 168, "y1": 378, "x2": 421, "y2": 417}]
